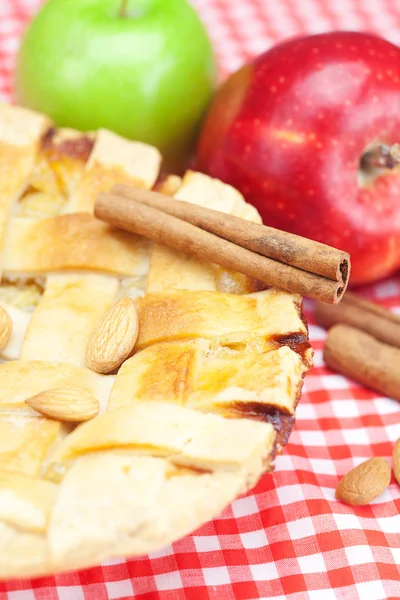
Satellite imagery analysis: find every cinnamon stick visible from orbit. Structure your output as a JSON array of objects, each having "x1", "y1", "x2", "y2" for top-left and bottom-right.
[
  {"x1": 112, "y1": 183, "x2": 350, "y2": 284},
  {"x1": 324, "y1": 324, "x2": 400, "y2": 401},
  {"x1": 343, "y1": 291, "x2": 400, "y2": 324},
  {"x1": 315, "y1": 293, "x2": 400, "y2": 348},
  {"x1": 95, "y1": 192, "x2": 346, "y2": 304}
]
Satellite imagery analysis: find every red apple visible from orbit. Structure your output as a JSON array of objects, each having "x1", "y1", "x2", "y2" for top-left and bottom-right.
[{"x1": 196, "y1": 31, "x2": 400, "y2": 284}]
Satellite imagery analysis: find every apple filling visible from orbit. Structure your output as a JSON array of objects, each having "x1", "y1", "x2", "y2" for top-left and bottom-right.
[
  {"x1": 118, "y1": 274, "x2": 149, "y2": 301},
  {"x1": 15, "y1": 128, "x2": 95, "y2": 218},
  {"x1": 0, "y1": 277, "x2": 44, "y2": 309}
]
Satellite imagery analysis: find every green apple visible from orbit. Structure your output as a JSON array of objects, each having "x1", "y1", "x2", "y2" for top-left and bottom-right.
[{"x1": 15, "y1": 0, "x2": 215, "y2": 169}]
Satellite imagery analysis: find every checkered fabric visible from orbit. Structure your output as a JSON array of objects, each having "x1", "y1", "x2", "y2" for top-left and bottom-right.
[{"x1": 0, "y1": 1, "x2": 400, "y2": 599}]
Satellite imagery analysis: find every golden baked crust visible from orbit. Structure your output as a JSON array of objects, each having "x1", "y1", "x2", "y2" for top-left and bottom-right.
[
  {"x1": 0, "y1": 104, "x2": 313, "y2": 578},
  {"x1": 136, "y1": 288, "x2": 307, "y2": 349},
  {"x1": 109, "y1": 340, "x2": 306, "y2": 415},
  {"x1": 2, "y1": 214, "x2": 149, "y2": 276}
]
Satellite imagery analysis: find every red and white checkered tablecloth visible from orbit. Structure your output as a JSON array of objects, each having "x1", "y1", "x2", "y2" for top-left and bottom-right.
[{"x1": 1, "y1": 1, "x2": 400, "y2": 599}]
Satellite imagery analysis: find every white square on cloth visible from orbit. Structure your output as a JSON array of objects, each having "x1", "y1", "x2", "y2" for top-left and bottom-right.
[
  {"x1": 345, "y1": 545, "x2": 375, "y2": 566},
  {"x1": 287, "y1": 517, "x2": 316, "y2": 540},
  {"x1": 356, "y1": 580, "x2": 387, "y2": 600},
  {"x1": 240, "y1": 528, "x2": 268, "y2": 549},
  {"x1": 297, "y1": 552, "x2": 326, "y2": 574},
  {"x1": 154, "y1": 571, "x2": 183, "y2": 591},
  {"x1": 106, "y1": 580, "x2": 134, "y2": 599},
  {"x1": 203, "y1": 566, "x2": 230, "y2": 586},
  {"x1": 232, "y1": 495, "x2": 259, "y2": 518},
  {"x1": 194, "y1": 535, "x2": 221, "y2": 552},
  {"x1": 250, "y1": 562, "x2": 279, "y2": 581}
]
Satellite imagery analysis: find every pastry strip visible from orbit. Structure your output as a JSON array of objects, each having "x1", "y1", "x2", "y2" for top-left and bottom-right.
[
  {"x1": 2, "y1": 214, "x2": 149, "y2": 277},
  {"x1": 65, "y1": 129, "x2": 161, "y2": 214},
  {"x1": 0, "y1": 104, "x2": 50, "y2": 274},
  {"x1": 0, "y1": 359, "x2": 114, "y2": 414},
  {"x1": 21, "y1": 274, "x2": 120, "y2": 367},
  {"x1": 46, "y1": 401, "x2": 276, "y2": 481},
  {"x1": 136, "y1": 289, "x2": 307, "y2": 350},
  {"x1": 109, "y1": 340, "x2": 306, "y2": 415}
]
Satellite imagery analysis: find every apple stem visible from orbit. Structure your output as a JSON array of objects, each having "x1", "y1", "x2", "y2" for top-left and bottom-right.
[
  {"x1": 119, "y1": 0, "x2": 128, "y2": 18},
  {"x1": 361, "y1": 143, "x2": 400, "y2": 171}
]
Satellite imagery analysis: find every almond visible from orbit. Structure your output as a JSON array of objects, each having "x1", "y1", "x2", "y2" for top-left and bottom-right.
[
  {"x1": 393, "y1": 439, "x2": 400, "y2": 487},
  {"x1": 335, "y1": 457, "x2": 390, "y2": 506},
  {"x1": 0, "y1": 305, "x2": 12, "y2": 350},
  {"x1": 85, "y1": 297, "x2": 139, "y2": 373},
  {"x1": 25, "y1": 388, "x2": 100, "y2": 422}
]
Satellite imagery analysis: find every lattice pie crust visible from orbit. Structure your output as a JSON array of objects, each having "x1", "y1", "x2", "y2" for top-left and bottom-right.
[{"x1": 0, "y1": 104, "x2": 313, "y2": 577}]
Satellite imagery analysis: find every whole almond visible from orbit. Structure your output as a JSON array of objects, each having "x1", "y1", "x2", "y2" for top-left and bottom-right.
[
  {"x1": 336, "y1": 457, "x2": 391, "y2": 506},
  {"x1": 25, "y1": 388, "x2": 100, "y2": 422},
  {"x1": 0, "y1": 306, "x2": 12, "y2": 350},
  {"x1": 393, "y1": 440, "x2": 400, "y2": 487},
  {"x1": 85, "y1": 297, "x2": 139, "y2": 373}
]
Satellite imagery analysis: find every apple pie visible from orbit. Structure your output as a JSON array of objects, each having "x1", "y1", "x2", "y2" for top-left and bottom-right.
[{"x1": 0, "y1": 103, "x2": 313, "y2": 577}]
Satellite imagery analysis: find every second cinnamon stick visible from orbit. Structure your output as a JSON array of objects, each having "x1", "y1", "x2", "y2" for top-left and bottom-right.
[
  {"x1": 315, "y1": 292, "x2": 400, "y2": 349},
  {"x1": 324, "y1": 324, "x2": 400, "y2": 401}
]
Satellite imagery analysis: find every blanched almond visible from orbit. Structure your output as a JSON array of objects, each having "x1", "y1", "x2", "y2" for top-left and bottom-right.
[
  {"x1": 393, "y1": 439, "x2": 400, "y2": 487},
  {"x1": 336, "y1": 457, "x2": 390, "y2": 506},
  {"x1": 0, "y1": 305, "x2": 12, "y2": 350},
  {"x1": 85, "y1": 297, "x2": 139, "y2": 373},
  {"x1": 25, "y1": 388, "x2": 100, "y2": 422}
]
